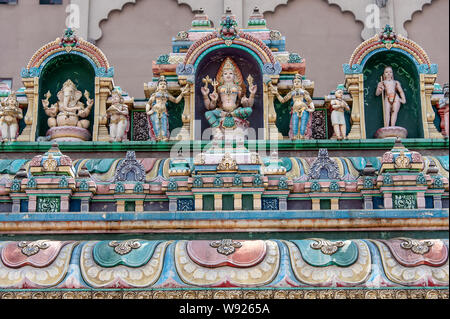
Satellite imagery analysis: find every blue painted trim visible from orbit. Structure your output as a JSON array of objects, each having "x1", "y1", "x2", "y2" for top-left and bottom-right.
[
  {"x1": 0, "y1": 209, "x2": 447, "y2": 222},
  {"x1": 21, "y1": 50, "x2": 114, "y2": 78}
]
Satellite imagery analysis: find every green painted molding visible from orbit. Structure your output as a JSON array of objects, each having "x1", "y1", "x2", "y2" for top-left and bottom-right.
[{"x1": 1, "y1": 139, "x2": 448, "y2": 153}]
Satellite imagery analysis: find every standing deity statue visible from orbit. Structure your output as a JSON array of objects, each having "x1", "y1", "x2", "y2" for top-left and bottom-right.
[
  {"x1": 201, "y1": 57, "x2": 257, "y2": 142},
  {"x1": 330, "y1": 89, "x2": 350, "y2": 140},
  {"x1": 0, "y1": 91, "x2": 23, "y2": 142},
  {"x1": 106, "y1": 90, "x2": 129, "y2": 142},
  {"x1": 270, "y1": 74, "x2": 315, "y2": 140},
  {"x1": 145, "y1": 76, "x2": 188, "y2": 141},
  {"x1": 375, "y1": 66, "x2": 406, "y2": 127},
  {"x1": 438, "y1": 83, "x2": 449, "y2": 138}
]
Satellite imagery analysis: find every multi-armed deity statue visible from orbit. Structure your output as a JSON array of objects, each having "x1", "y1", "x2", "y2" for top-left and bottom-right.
[
  {"x1": 201, "y1": 57, "x2": 257, "y2": 144},
  {"x1": 270, "y1": 74, "x2": 315, "y2": 140},
  {"x1": 375, "y1": 66, "x2": 407, "y2": 138},
  {"x1": 146, "y1": 76, "x2": 188, "y2": 142},
  {"x1": 330, "y1": 89, "x2": 350, "y2": 140},
  {"x1": 42, "y1": 79, "x2": 94, "y2": 141},
  {"x1": 105, "y1": 90, "x2": 129, "y2": 142},
  {"x1": 0, "y1": 91, "x2": 23, "y2": 142}
]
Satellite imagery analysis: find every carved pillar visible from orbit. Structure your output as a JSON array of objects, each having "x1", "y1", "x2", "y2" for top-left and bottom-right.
[
  {"x1": 94, "y1": 77, "x2": 114, "y2": 141},
  {"x1": 169, "y1": 198, "x2": 177, "y2": 212},
  {"x1": 331, "y1": 198, "x2": 339, "y2": 210},
  {"x1": 60, "y1": 196, "x2": 70, "y2": 213},
  {"x1": 363, "y1": 196, "x2": 373, "y2": 209},
  {"x1": 421, "y1": 74, "x2": 443, "y2": 139},
  {"x1": 18, "y1": 77, "x2": 39, "y2": 141},
  {"x1": 345, "y1": 74, "x2": 365, "y2": 139},
  {"x1": 253, "y1": 193, "x2": 261, "y2": 210},
  {"x1": 214, "y1": 194, "x2": 222, "y2": 210},
  {"x1": 416, "y1": 192, "x2": 425, "y2": 209},
  {"x1": 265, "y1": 82, "x2": 283, "y2": 140},
  {"x1": 80, "y1": 198, "x2": 90, "y2": 213},
  {"x1": 311, "y1": 198, "x2": 320, "y2": 211},
  {"x1": 234, "y1": 193, "x2": 242, "y2": 210},
  {"x1": 174, "y1": 82, "x2": 193, "y2": 141},
  {"x1": 433, "y1": 195, "x2": 442, "y2": 209},
  {"x1": 28, "y1": 195, "x2": 37, "y2": 213},
  {"x1": 12, "y1": 198, "x2": 21, "y2": 213},
  {"x1": 116, "y1": 200, "x2": 125, "y2": 212},
  {"x1": 195, "y1": 194, "x2": 203, "y2": 211},
  {"x1": 135, "y1": 200, "x2": 144, "y2": 212},
  {"x1": 383, "y1": 192, "x2": 393, "y2": 209}
]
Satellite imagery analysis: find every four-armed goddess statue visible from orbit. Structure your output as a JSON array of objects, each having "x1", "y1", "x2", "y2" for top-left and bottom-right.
[
  {"x1": 270, "y1": 74, "x2": 315, "y2": 140},
  {"x1": 201, "y1": 57, "x2": 257, "y2": 143},
  {"x1": 0, "y1": 91, "x2": 23, "y2": 142},
  {"x1": 146, "y1": 75, "x2": 188, "y2": 142},
  {"x1": 42, "y1": 79, "x2": 94, "y2": 141}
]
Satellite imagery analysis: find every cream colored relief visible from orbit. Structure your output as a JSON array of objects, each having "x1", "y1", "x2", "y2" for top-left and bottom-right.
[
  {"x1": 372, "y1": 241, "x2": 449, "y2": 286},
  {"x1": 0, "y1": 242, "x2": 76, "y2": 289},
  {"x1": 285, "y1": 240, "x2": 372, "y2": 286},
  {"x1": 175, "y1": 240, "x2": 280, "y2": 287},
  {"x1": 80, "y1": 241, "x2": 170, "y2": 288}
]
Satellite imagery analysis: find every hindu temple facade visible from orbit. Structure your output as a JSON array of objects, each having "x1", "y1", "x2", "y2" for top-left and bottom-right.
[{"x1": 0, "y1": 8, "x2": 448, "y2": 299}]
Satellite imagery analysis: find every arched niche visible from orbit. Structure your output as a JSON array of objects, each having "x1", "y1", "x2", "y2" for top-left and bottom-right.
[
  {"x1": 37, "y1": 54, "x2": 95, "y2": 140},
  {"x1": 194, "y1": 47, "x2": 264, "y2": 140},
  {"x1": 363, "y1": 50, "x2": 422, "y2": 138}
]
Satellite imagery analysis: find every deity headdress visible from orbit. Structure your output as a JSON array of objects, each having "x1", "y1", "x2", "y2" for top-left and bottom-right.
[
  {"x1": 157, "y1": 75, "x2": 167, "y2": 84},
  {"x1": 216, "y1": 57, "x2": 246, "y2": 95},
  {"x1": 111, "y1": 89, "x2": 124, "y2": 104}
]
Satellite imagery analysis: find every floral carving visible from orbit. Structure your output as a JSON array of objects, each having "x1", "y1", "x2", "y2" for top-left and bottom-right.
[
  {"x1": 310, "y1": 239, "x2": 345, "y2": 255},
  {"x1": 108, "y1": 240, "x2": 142, "y2": 255},
  {"x1": 209, "y1": 239, "x2": 242, "y2": 256},
  {"x1": 400, "y1": 239, "x2": 434, "y2": 255},
  {"x1": 18, "y1": 240, "x2": 50, "y2": 257}
]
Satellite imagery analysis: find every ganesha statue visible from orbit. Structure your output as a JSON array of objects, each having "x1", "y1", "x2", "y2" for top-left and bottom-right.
[
  {"x1": 42, "y1": 79, "x2": 94, "y2": 141},
  {"x1": 0, "y1": 91, "x2": 23, "y2": 142},
  {"x1": 201, "y1": 57, "x2": 257, "y2": 145},
  {"x1": 106, "y1": 90, "x2": 129, "y2": 142}
]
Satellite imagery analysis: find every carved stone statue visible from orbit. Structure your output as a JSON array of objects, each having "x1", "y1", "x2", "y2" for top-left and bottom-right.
[
  {"x1": 438, "y1": 83, "x2": 449, "y2": 138},
  {"x1": 375, "y1": 66, "x2": 406, "y2": 128},
  {"x1": 42, "y1": 79, "x2": 94, "y2": 141},
  {"x1": 330, "y1": 89, "x2": 350, "y2": 140},
  {"x1": 270, "y1": 73, "x2": 314, "y2": 140},
  {"x1": 0, "y1": 91, "x2": 23, "y2": 142},
  {"x1": 145, "y1": 76, "x2": 188, "y2": 142},
  {"x1": 201, "y1": 57, "x2": 257, "y2": 143},
  {"x1": 106, "y1": 90, "x2": 129, "y2": 142}
]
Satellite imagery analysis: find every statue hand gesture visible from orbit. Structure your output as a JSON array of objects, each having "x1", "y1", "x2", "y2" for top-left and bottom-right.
[
  {"x1": 201, "y1": 86, "x2": 210, "y2": 97},
  {"x1": 269, "y1": 84, "x2": 278, "y2": 95},
  {"x1": 210, "y1": 91, "x2": 218, "y2": 102},
  {"x1": 249, "y1": 84, "x2": 257, "y2": 96}
]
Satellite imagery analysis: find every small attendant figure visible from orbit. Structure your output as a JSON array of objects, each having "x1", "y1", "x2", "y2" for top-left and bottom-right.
[
  {"x1": 270, "y1": 74, "x2": 315, "y2": 140},
  {"x1": 106, "y1": 90, "x2": 129, "y2": 142},
  {"x1": 0, "y1": 91, "x2": 23, "y2": 142},
  {"x1": 330, "y1": 89, "x2": 350, "y2": 140},
  {"x1": 145, "y1": 76, "x2": 188, "y2": 141}
]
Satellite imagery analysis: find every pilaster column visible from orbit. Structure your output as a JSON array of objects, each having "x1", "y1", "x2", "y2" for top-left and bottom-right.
[
  {"x1": 234, "y1": 193, "x2": 242, "y2": 210},
  {"x1": 383, "y1": 192, "x2": 393, "y2": 209},
  {"x1": 253, "y1": 193, "x2": 261, "y2": 210},
  {"x1": 311, "y1": 198, "x2": 320, "y2": 211},
  {"x1": 346, "y1": 74, "x2": 365, "y2": 139},
  {"x1": 195, "y1": 194, "x2": 203, "y2": 211},
  {"x1": 214, "y1": 194, "x2": 222, "y2": 211}
]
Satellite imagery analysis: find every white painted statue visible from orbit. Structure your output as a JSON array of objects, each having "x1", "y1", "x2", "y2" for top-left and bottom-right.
[
  {"x1": 106, "y1": 90, "x2": 129, "y2": 142},
  {"x1": 0, "y1": 91, "x2": 23, "y2": 142}
]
